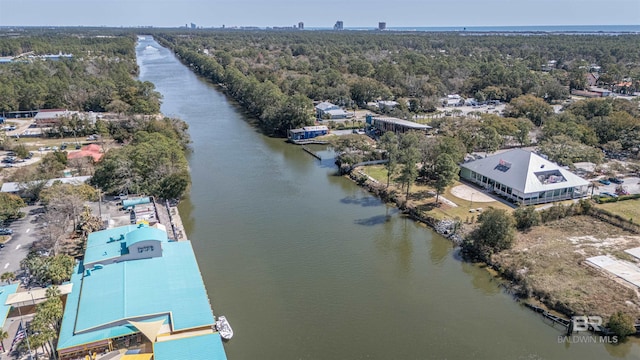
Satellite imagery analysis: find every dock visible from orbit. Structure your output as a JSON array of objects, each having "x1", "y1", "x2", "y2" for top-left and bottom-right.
[
  {"x1": 153, "y1": 198, "x2": 187, "y2": 241},
  {"x1": 302, "y1": 146, "x2": 322, "y2": 160},
  {"x1": 289, "y1": 139, "x2": 329, "y2": 145},
  {"x1": 524, "y1": 303, "x2": 570, "y2": 328}
]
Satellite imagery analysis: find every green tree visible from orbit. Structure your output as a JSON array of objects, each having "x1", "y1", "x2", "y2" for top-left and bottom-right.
[
  {"x1": 0, "y1": 193, "x2": 25, "y2": 221},
  {"x1": 397, "y1": 132, "x2": 421, "y2": 198},
  {"x1": 513, "y1": 206, "x2": 540, "y2": 231},
  {"x1": 350, "y1": 78, "x2": 390, "y2": 106},
  {"x1": 21, "y1": 254, "x2": 74, "y2": 286},
  {"x1": 47, "y1": 255, "x2": 75, "y2": 285},
  {"x1": 538, "y1": 135, "x2": 604, "y2": 166},
  {"x1": 0, "y1": 272, "x2": 15, "y2": 285},
  {"x1": 504, "y1": 94, "x2": 553, "y2": 127},
  {"x1": 607, "y1": 311, "x2": 636, "y2": 341},
  {"x1": 378, "y1": 132, "x2": 399, "y2": 188},
  {"x1": 13, "y1": 144, "x2": 29, "y2": 159},
  {"x1": 29, "y1": 286, "x2": 63, "y2": 356},
  {"x1": 0, "y1": 329, "x2": 7, "y2": 354},
  {"x1": 462, "y1": 208, "x2": 516, "y2": 262},
  {"x1": 432, "y1": 154, "x2": 459, "y2": 203},
  {"x1": 478, "y1": 126, "x2": 502, "y2": 153},
  {"x1": 513, "y1": 118, "x2": 532, "y2": 146}
]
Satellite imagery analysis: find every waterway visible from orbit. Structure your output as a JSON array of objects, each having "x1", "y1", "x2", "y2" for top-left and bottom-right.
[{"x1": 135, "y1": 36, "x2": 640, "y2": 359}]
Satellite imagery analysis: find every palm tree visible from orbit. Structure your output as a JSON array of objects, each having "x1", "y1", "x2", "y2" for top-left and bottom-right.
[
  {"x1": 0, "y1": 272, "x2": 14, "y2": 285},
  {"x1": 0, "y1": 329, "x2": 8, "y2": 352}
]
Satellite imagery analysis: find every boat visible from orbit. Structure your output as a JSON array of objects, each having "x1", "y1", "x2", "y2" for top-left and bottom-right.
[{"x1": 215, "y1": 315, "x2": 233, "y2": 340}]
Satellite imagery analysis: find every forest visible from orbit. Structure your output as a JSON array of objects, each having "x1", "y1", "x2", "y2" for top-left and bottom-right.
[
  {"x1": 153, "y1": 30, "x2": 640, "y2": 162},
  {"x1": 0, "y1": 33, "x2": 161, "y2": 114}
]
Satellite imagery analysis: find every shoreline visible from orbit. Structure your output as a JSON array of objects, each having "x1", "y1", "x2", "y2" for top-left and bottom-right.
[{"x1": 344, "y1": 165, "x2": 640, "y2": 334}]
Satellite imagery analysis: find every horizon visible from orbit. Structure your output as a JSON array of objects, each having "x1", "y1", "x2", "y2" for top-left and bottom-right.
[
  {"x1": 0, "y1": 24, "x2": 638, "y2": 30},
  {"x1": 0, "y1": 0, "x2": 638, "y2": 28}
]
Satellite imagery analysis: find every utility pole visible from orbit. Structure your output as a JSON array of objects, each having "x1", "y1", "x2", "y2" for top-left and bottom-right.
[{"x1": 96, "y1": 186, "x2": 102, "y2": 219}]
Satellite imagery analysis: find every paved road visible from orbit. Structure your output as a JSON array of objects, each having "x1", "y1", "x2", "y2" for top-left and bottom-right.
[{"x1": 0, "y1": 205, "x2": 43, "y2": 275}]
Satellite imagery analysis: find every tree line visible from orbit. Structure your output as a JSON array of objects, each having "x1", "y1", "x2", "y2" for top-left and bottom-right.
[
  {"x1": 153, "y1": 30, "x2": 639, "y2": 113},
  {"x1": 0, "y1": 34, "x2": 161, "y2": 114}
]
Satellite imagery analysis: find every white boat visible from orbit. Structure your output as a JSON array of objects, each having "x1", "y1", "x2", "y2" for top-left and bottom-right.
[{"x1": 215, "y1": 315, "x2": 233, "y2": 340}]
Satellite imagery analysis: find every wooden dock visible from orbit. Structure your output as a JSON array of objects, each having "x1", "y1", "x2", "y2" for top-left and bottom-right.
[
  {"x1": 302, "y1": 146, "x2": 321, "y2": 160},
  {"x1": 523, "y1": 303, "x2": 571, "y2": 328},
  {"x1": 290, "y1": 139, "x2": 329, "y2": 145}
]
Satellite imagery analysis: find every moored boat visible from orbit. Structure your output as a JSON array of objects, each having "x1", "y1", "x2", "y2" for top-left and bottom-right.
[{"x1": 215, "y1": 315, "x2": 233, "y2": 340}]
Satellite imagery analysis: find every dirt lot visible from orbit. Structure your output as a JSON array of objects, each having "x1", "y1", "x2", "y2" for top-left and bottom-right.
[{"x1": 494, "y1": 215, "x2": 640, "y2": 319}]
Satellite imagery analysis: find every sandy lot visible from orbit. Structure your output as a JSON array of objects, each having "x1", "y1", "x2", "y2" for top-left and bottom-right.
[
  {"x1": 494, "y1": 216, "x2": 640, "y2": 319},
  {"x1": 450, "y1": 184, "x2": 495, "y2": 203}
]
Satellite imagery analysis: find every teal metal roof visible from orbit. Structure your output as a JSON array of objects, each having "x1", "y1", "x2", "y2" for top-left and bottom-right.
[
  {"x1": 125, "y1": 227, "x2": 167, "y2": 247},
  {"x1": 122, "y1": 197, "x2": 151, "y2": 209},
  {"x1": 154, "y1": 333, "x2": 227, "y2": 360},
  {"x1": 0, "y1": 283, "x2": 18, "y2": 328},
  {"x1": 58, "y1": 262, "x2": 171, "y2": 350},
  {"x1": 58, "y1": 226, "x2": 215, "y2": 351},
  {"x1": 84, "y1": 224, "x2": 168, "y2": 266}
]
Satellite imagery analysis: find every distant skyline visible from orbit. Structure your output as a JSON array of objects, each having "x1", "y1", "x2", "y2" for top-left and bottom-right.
[{"x1": 0, "y1": 0, "x2": 638, "y2": 28}]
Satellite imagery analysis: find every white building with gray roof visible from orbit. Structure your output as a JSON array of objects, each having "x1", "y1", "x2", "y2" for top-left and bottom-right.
[
  {"x1": 459, "y1": 149, "x2": 590, "y2": 205},
  {"x1": 315, "y1": 101, "x2": 350, "y2": 119}
]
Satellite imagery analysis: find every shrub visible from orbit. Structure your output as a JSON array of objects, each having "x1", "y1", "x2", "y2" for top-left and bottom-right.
[
  {"x1": 513, "y1": 205, "x2": 540, "y2": 231},
  {"x1": 607, "y1": 311, "x2": 636, "y2": 341},
  {"x1": 462, "y1": 208, "x2": 516, "y2": 262}
]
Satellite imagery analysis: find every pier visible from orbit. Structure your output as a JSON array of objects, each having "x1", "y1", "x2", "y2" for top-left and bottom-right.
[{"x1": 302, "y1": 146, "x2": 322, "y2": 160}]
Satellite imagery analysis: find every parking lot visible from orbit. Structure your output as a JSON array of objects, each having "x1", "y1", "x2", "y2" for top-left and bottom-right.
[
  {"x1": 594, "y1": 176, "x2": 640, "y2": 196},
  {"x1": 0, "y1": 205, "x2": 45, "y2": 275}
]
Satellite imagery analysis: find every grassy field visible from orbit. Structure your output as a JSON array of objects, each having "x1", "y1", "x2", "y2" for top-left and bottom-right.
[
  {"x1": 596, "y1": 199, "x2": 640, "y2": 225},
  {"x1": 361, "y1": 165, "x2": 513, "y2": 221},
  {"x1": 494, "y1": 216, "x2": 640, "y2": 319}
]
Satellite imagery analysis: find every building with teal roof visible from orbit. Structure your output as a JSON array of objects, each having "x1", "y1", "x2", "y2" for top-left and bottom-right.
[
  {"x1": 57, "y1": 224, "x2": 227, "y2": 360},
  {"x1": 0, "y1": 283, "x2": 19, "y2": 328}
]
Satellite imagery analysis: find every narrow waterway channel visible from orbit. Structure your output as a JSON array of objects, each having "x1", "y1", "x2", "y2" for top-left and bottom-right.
[{"x1": 135, "y1": 36, "x2": 639, "y2": 359}]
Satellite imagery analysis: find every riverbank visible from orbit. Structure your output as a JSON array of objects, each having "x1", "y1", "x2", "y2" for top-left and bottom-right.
[{"x1": 348, "y1": 164, "x2": 640, "y2": 326}]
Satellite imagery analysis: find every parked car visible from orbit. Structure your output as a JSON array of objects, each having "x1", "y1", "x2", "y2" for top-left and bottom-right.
[
  {"x1": 598, "y1": 179, "x2": 611, "y2": 185},
  {"x1": 0, "y1": 228, "x2": 13, "y2": 235},
  {"x1": 609, "y1": 177, "x2": 624, "y2": 184},
  {"x1": 600, "y1": 192, "x2": 618, "y2": 198},
  {"x1": 615, "y1": 186, "x2": 629, "y2": 195}
]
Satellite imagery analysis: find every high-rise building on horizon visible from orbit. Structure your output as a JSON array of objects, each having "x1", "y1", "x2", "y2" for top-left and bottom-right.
[
  {"x1": 298, "y1": 22, "x2": 304, "y2": 30},
  {"x1": 378, "y1": 22, "x2": 386, "y2": 31},
  {"x1": 334, "y1": 20, "x2": 344, "y2": 30}
]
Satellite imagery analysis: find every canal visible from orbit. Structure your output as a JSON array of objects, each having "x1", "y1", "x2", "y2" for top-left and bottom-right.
[{"x1": 135, "y1": 36, "x2": 639, "y2": 359}]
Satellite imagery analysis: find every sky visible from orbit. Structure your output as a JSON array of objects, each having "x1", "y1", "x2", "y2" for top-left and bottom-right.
[{"x1": 0, "y1": 0, "x2": 638, "y2": 28}]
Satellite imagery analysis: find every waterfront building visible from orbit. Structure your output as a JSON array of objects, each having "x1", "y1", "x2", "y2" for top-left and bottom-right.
[
  {"x1": 57, "y1": 224, "x2": 227, "y2": 360},
  {"x1": 0, "y1": 283, "x2": 19, "y2": 327},
  {"x1": 288, "y1": 125, "x2": 329, "y2": 141},
  {"x1": 365, "y1": 114, "x2": 431, "y2": 135},
  {"x1": 459, "y1": 149, "x2": 590, "y2": 205}
]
